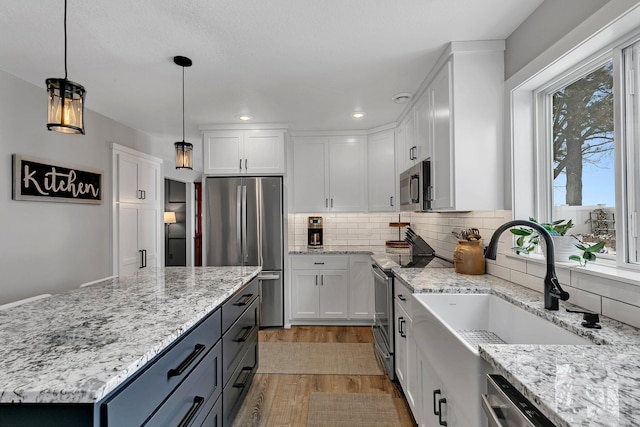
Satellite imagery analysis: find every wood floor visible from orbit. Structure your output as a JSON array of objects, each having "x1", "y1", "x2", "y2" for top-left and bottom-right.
[{"x1": 233, "y1": 326, "x2": 416, "y2": 427}]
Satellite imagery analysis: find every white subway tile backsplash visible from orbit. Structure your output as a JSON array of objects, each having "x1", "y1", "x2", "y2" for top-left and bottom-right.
[
  {"x1": 510, "y1": 270, "x2": 543, "y2": 293},
  {"x1": 486, "y1": 263, "x2": 511, "y2": 281},
  {"x1": 563, "y1": 285, "x2": 602, "y2": 314},
  {"x1": 602, "y1": 298, "x2": 640, "y2": 329}
]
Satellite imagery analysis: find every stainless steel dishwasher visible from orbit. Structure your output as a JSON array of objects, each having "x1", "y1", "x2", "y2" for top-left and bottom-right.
[{"x1": 482, "y1": 374, "x2": 556, "y2": 427}]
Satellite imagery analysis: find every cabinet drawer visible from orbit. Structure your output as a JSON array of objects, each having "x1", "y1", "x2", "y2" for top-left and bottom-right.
[
  {"x1": 394, "y1": 280, "x2": 413, "y2": 317},
  {"x1": 222, "y1": 277, "x2": 259, "y2": 333},
  {"x1": 223, "y1": 298, "x2": 259, "y2": 386},
  {"x1": 101, "y1": 309, "x2": 221, "y2": 427},
  {"x1": 223, "y1": 343, "x2": 258, "y2": 426},
  {"x1": 144, "y1": 341, "x2": 222, "y2": 427},
  {"x1": 200, "y1": 393, "x2": 222, "y2": 427},
  {"x1": 291, "y1": 255, "x2": 349, "y2": 270}
]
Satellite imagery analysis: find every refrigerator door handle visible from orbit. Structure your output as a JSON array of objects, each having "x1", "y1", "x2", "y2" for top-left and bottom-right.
[
  {"x1": 236, "y1": 185, "x2": 243, "y2": 262},
  {"x1": 242, "y1": 185, "x2": 248, "y2": 263},
  {"x1": 257, "y1": 181, "x2": 264, "y2": 267}
]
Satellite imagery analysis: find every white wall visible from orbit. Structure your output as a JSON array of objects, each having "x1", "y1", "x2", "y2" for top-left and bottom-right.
[
  {"x1": 504, "y1": 0, "x2": 609, "y2": 79},
  {"x1": 0, "y1": 70, "x2": 179, "y2": 304}
]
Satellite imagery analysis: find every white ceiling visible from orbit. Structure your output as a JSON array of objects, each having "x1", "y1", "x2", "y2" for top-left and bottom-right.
[{"x1": 0, "y1": 0, "x2": 542, "y2": 142}]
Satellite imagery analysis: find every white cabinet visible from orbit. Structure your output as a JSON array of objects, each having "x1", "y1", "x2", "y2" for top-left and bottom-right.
[
  {"x1": 348, "y1": 255, "x2": 374, "y2": 319},
  {"x1": 292, "y1": 136, "x2": 366, "y2": 212},
  {"x1": 426, "y1": 41, "x2": 504, "y2": 211},
  {"x1": 290, "y1": 255, "x2": 349, "y2": 320},
  {"x1": 290, "y1": 254, "x2": 374, "y2": 322},
  {"x1": 113, "y1": 144, "x2": 162, "y2": 276},
  {"x1": 430, "y1": 62, "x2": 453, "y2": 210},
  {"x1": 397, "y1": 112, "x2": 416, "y2": 174},
  {"x1": 116, "y1": 152, "x2": 160, "y2": 204},
  {"x1": 367, "y1": 131, "x2": 396, "y2": 212},
  {"x1": 203, "y1": 130, "x2": 285, "y2": 175},
  {"x1": 117, "y1": 204, "x2": 159, "y2": 276},
  {"x1": 394, "y1": 281, "x2": 417, "y2": 415}
]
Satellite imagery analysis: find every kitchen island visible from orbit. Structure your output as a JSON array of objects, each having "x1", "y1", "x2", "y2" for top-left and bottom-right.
[
  {"x1": 374, "y1": 252, "x2": 640, "y2": 427},
  {"x1": 0, "y1": 266, "x2": 261, "y2": 426}
]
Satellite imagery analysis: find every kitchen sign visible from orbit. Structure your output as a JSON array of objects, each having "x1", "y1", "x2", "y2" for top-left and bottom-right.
[{"x1": 12, "y1": 154, "x2": 102, "y2": 204}]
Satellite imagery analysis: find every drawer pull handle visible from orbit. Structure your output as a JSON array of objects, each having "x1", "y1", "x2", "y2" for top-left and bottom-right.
[
  {"x1": 233, "y1": 326, "x2": 254, "y2": 343},
  {"x1": 168, "y1": 344, "x2": 206, "y2": 378},
  {"x1": 177, "y1": 395, "x2": 205, "y2": 427},
  {"x1": 314, "y1": 262, "x2": 325, "y2": 265},
  {"x1": 433, "y1": 389, "x2": 442, "y2": 415},
  {"x1": 233, "y1": 366, "x2": 253, "y2": 388},
  {"x1": 397, "y1": 294, "x2": 407, "y2": 301},
  {"x1": 234, "y1": 293, "x2": 254, "y2": 306},
  {"x1": 438, "y1": 398, "x2": 448, "y2": 426}
]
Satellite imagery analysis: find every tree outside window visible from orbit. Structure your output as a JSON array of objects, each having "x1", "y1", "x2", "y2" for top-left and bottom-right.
[{"x1": 551, "y1": 61, "x2": 616, "y2": 254}]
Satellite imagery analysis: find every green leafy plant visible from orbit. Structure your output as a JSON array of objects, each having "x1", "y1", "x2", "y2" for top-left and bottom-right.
[
  {"x1": 569, "y1": 241, "x2": 606, "y2": 267},
  {"x1": 510, "y1": 217, "x2": 574, "y2": 254}
]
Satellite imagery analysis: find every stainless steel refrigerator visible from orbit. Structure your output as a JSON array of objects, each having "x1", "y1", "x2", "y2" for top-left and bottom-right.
[{"x1": 205, "y1": 176, "x2": 283, "y2": 328}]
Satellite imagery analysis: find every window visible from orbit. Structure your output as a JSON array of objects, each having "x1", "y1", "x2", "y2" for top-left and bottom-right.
[
  {"x1": 545, "y1": 60, "x2": 616, "y2": 259},
  {"x1": 533, "y1": 37, "x2": 640, "y2": 267}
]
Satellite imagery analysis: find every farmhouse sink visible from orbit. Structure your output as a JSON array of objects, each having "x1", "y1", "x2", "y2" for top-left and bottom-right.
[
  {"x1": 412, "y1": 293, "x2": 592, "y2": 427},
  {"x1": 413, "y1": 293, "x2": 590, "y2": 352}
]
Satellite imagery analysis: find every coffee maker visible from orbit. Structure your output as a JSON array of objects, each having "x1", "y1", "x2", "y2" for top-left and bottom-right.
[{"x1": 307, "y1": 216, "x2": 323, "y2": 248}]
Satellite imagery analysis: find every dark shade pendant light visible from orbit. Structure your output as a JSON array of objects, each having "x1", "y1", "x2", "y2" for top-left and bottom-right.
[
  {"x1": 46, "y1": 0, "x2": 86, "y2": 135},
  {"x1": 174, "y1": 56, "x2": 193, "y2": 169}
]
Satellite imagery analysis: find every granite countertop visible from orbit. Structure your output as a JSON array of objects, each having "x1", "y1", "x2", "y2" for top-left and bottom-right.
[
  {"x1": 0, "y1": 266, "x2": 261, "y2": 404},
  {"x1": 371, "y1": 253, "x2": 640, "y2": 426},
  {"x1": 289, "y1": 245, "x2": 387, "y2": 255}
]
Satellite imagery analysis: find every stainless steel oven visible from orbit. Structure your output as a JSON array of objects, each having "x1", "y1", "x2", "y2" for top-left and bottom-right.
[
  {"x1": 372, "y1": 262, "x2": 394, "y2": 379},
  {"x1": 482, "y1": 374, "x2": 556, "y2": 427},
  {"x1": 400, "y1": 160, "x2": 431, "y2": 211}
]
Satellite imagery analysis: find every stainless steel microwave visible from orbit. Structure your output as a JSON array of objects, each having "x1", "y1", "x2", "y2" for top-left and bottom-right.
[{"x1": 400, "y1": 160, "x2": 431, "y2": 211}]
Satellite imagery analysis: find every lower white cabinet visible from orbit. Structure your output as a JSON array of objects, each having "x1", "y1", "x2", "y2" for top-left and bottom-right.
[
  {"x1": 291, "y1": 269, "x2": 349, "y2": 319},
  {"x1": 349, "y1": 255, "x2": 374, "y2": 319},
  {"x1": 290, "y1": 254, "x2": 374, "y2": 323}
]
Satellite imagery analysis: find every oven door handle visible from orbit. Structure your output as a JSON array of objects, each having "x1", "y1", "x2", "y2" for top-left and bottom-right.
[
  {"x1": 373, "y1": 334, "x2": 391, "y2": 361},
  {"x1": 371, "y1": 264, "x2": 390, "y2": 283},
  {"x1": 481, "y1": 393, "x2": 506, "y2": 427}
]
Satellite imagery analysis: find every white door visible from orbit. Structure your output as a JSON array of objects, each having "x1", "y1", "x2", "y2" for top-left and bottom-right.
[
  {"x1": 329, "y1": 137, "x2": 367, "y2": 212},
  {"x1": 117, "y1": 154, "x2": 140, "y2": 203},
  {"x1": 415, "y1": 92, "x2": 432, "y2": 163},
  {"x1": 291, "y1": 270, "x2": 320, "y2": 318},
  {"x1": 395, "y1": 301, "x2": 408, "y2": 388},
  {"x1": 137, "y1": 160, "x2": 160, "y2": 204},
  {"x1": 203, "y1": 131, "x2": 243, "y2": 174},
  {"x1": 244, "y1": 130, "x2": 285, "y2": 174},
  {"x1": 368, "y1": 131, "x2": 396, "y2": 212},
  {"x1": 293, "y1": 138, "x2": 329, "y2": 212},
  {"x1": 139, "y1": 206, "x2": 159, "y2": 268},
  {"x1": 319, "y1": 270, "x2": 348, "y2": 318},
  {"x1": 118, "y1": 204, "x2": 140, "y2": 275}
]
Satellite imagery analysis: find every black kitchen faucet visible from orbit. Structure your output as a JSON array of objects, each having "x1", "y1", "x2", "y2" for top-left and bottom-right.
[{"x1": 484, "y1": 220, "x2": 570, "y2": 310}]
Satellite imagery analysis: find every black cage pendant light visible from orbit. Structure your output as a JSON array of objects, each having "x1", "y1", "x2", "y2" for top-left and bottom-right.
[
  {"x1": 174, "y1": 56, "x2": 193, "y2": 169},
  {"x1": 46, "y1": 0, "x2": 86, "y2": 134}
]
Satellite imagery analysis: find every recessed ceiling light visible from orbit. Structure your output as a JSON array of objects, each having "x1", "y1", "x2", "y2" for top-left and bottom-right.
[
  {"x1": 392, "y1": 93, "x2": 413, "y2": 104},
  {"x1": 351, "y1": 112, "x2": 366, "y2": 119},
  {"x1": 237, "y1": 114, "x2": 253, "y2": 121}
]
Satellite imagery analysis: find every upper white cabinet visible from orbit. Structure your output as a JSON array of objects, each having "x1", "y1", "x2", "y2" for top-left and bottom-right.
[
  {"x1": 292, "y1": 136, "x2": 367, "y2": 212},
  {"x1": 116, "y1": 152, "x2": 160, "y2": 204},
  {"x1": 368, "y1": 130, "x2": 396, "y2": 212},
  {"x1": 427, "y1": 41, "x2": 504, "y2": 211},
  {"x1": 203, "y1": 129, "x2": 285, "y2": 175}
]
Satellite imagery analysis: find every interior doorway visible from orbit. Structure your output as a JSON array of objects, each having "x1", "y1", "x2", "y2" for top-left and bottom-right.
[{"x1": 164, "y1": 179, "x2": 187, "y2": 266}]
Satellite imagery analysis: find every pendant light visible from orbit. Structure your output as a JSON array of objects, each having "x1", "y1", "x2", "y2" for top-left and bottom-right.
[
  {"x1": 46, "y1": 0, "x2": 86, "y2": 135},
  {"x1": 174, "y1": 56, "x2": 193, "y2": 169}
]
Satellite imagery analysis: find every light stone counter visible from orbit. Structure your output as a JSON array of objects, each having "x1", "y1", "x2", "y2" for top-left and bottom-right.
[
  {"x1": 0, "y1": 266, "x2": 260, "y2": 404},
  {"x1": 288, "y1": 245, "x2": 386, "y2": 255},
  {"x1": 372, "y1": 252, "x2": 640, "y2": 426}
]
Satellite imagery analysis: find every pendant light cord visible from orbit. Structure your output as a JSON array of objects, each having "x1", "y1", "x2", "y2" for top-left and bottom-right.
[
  {"x1": 182, "y1": 65, "x2": 185, "y2": 141},
  {"x1": 64, "y1": 0, "x2": 68, "y2": 80}
]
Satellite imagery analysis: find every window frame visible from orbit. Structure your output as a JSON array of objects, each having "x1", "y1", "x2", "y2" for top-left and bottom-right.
[{"x1": 533, "y1": 53, "x2": 618, "y2": 264}]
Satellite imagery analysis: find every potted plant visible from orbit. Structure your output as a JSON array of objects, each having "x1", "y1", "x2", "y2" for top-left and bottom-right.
[
  {"x1": 569, "y1": 240, "x2": 606, "y2": 267},
  {"x1": 510, "y1": 217, "x2": 579, "y2": 260}
]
